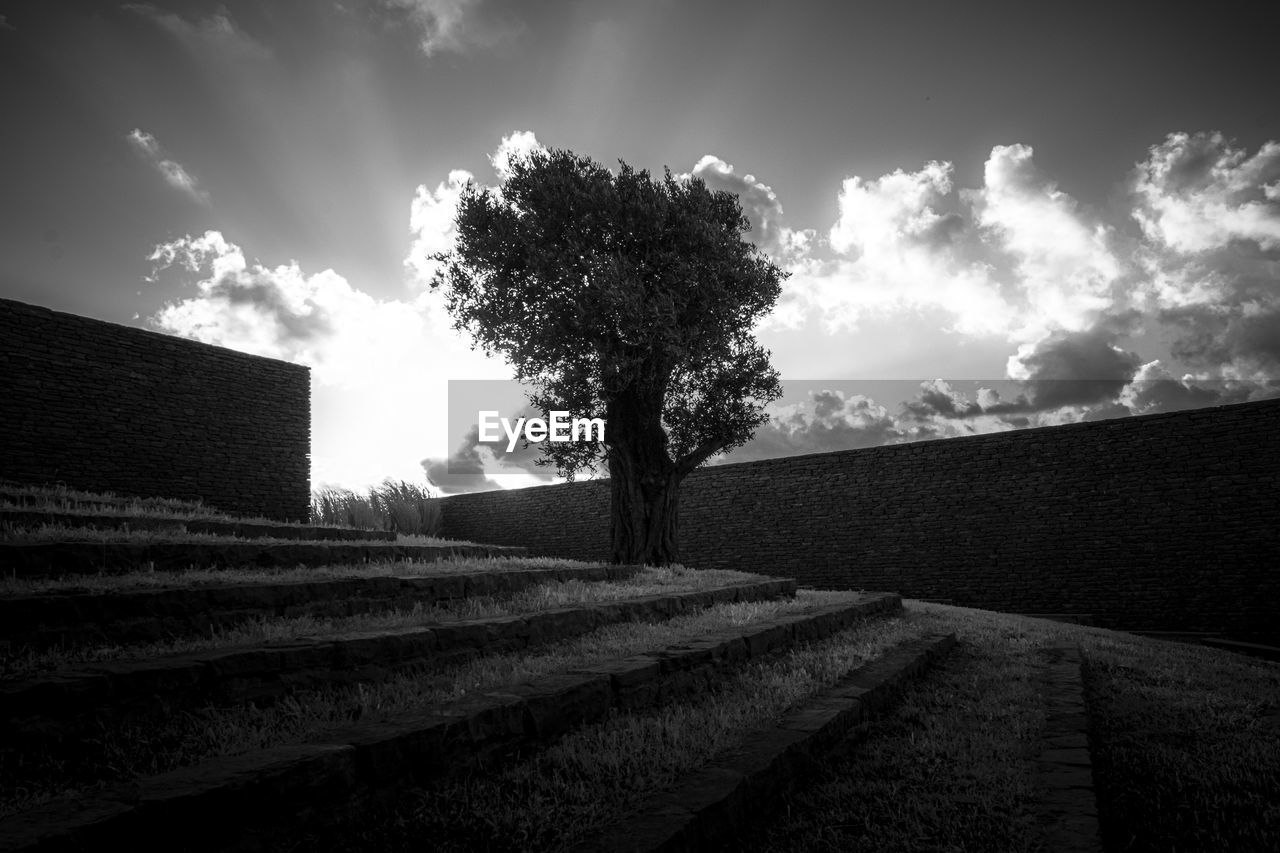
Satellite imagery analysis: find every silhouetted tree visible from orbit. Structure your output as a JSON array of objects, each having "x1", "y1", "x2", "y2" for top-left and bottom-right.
[{"x1": 430, "y1": 147, "x2": 785, "y2": 565}]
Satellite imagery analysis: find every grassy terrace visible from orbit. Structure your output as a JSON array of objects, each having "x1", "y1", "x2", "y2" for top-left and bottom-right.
[
  {"x1": 305, "y1": 610, "x2": 936, "y2": 852},
  {"x1": 1, "y1": 565, "x2": 763, "y2": 676},
  {"x1": 0, "y1": 556, "x2": 608, "y2": 595},
  {"x1": 0, "y1": 481, "x2": 223, "y2": 517},
  {"x1": 269, "y1": 602, "x2": 1278, "y2": 853},
  {"x1": 1, "y1": 478, "x2": 447, "y2": 537},
  {"x1": 1, "y1": 589, "x2": 1274, "y2": 848},
  {"x1": 0, "y1": 589, "x2": 857, "y2": 819},
  {"x1": 737, "y1": 602, "x2": 1280, "y2": 853},
  {"x1": 0, "y1": 523, "x2": 468, "y2": 546}
]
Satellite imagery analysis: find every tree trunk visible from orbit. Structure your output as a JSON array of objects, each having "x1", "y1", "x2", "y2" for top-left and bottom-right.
[{"x1": 606, "y1": 390, "x2": 681, "y2": 565}]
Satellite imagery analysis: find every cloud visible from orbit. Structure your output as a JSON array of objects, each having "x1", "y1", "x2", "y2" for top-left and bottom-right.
[
  {"x1": 1128, "y1": 134, "x2": 1280, "y2": 382},
  {"x1": 126, "y1": 4, "x2": 271, "y2": 60},
  {"x1": 1006, "y1": 324, "x2": 1143, "y2": 410},
  {"x1": 764, "y1": 143, "x2": 1134, "y2": 346},
  {"x1": 722, "y1": 390, "x2": 917, "y2": 463},
  {"x1": 148, "y1": 231, "x2": 332, "y2": 356},
  {"x1": 422, "y1": 441, "x2": 501, "y2": 494},
  {"x1": 404, "y1": 131, "x2": 545, "y2": 287},
  {"x1": 0, "y1": 14, "x2": 14, "y2": 31},
  {"x1": 148, "y1": 230, "x2": 512, "y2": 489},
  {"x1": 967, "y1": 143, "x2": 1125, "y2": 341},
  {"x1": 1132, "y1": 131, "x2": 1280, "y2": 253},
  {"x1": 1119, "y1": 360, "x2": 1248, "y2": 415},
  {"x1": 405, "y1": 168, "x2": 474, "y2": 286},
  {"x1": 401, "y1": 130, "x2": 1279, "y2": 476},
  {"x1": 489, "y1": 130, "x2": 545, "y2": 182},
  {"x1": 421, "y1": 405, "x2": 558, "y2": 493},
  {"x1": 377, "y1": 0, "x2": 518, "y2": 57},
  {"x1": 682, "y1": 155, "x2": 816, "y2": 262},
  {"x1": 903, "y1": 379, "x2": 985, "y2": 419},
  {"x1": 126, "y1": 129, "x2": 209, "y2": 204},
  {"x1": 773, "y1": 159, "x2": 1017, "y2": 336}
]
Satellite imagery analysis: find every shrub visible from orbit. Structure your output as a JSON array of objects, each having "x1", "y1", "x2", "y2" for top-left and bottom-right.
[{"x1": 310, "y1": 479, "x2": 442, "y2": 536}]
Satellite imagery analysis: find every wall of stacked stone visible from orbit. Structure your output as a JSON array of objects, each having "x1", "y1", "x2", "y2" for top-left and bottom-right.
[
  {"x1": 0, "y1": 297, "x2": 310, "y2": 521},
  {"x1": 439, "y1": 398, "x2": 1280, "y2": 643}
]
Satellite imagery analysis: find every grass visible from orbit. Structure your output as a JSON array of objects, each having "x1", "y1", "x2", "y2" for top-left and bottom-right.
[
  {"x1": 741, "y1": 601, "x2": 1047, "y2": 853},
  {"x1": 3, "y1": 572, "x2": 1275, "y2": 850},
  {"x1": 737, "y1": 601, "x2": 1280, "y2": 853},
  {"x1": 0, "y1": 590, "x2": 858, "y2": 819},
  {"x1": 0, "y1": 479, "x2": 445, "y2": 536},
  {"x1": 0, "y1": 523, "x2": 470, "y2": 547},
  {"x1": 0, "y1": 555, "x2": 614, "y2": 596},
  {"x1": 311, "y1": 480, "x2": 442, "y2": 537},
  {"x1": 0, "y1": 480, "x2": 220, "y2": 517},
  {"x1": 1083, "y1": 631, "x2": 1280, "y2": 853},
  {"x1": 1, "y1": 565, "x2": 765, "y2": 676},
  {"x1": 287, "y1": 609, "x2": 935, "y2": 852}
]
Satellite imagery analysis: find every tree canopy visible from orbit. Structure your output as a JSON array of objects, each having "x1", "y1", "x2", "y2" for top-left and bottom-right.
[{"x1": 430, "y1": 147, "x2": 786, "y2": 563}]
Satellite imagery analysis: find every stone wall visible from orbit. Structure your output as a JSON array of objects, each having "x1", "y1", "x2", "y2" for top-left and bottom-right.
[
  {"x1": 0, "y1": 297, "x2": 310, "y2": 520},
  {"x1": 439, "y1": 398, "x2": 1280, "y2": 643}
]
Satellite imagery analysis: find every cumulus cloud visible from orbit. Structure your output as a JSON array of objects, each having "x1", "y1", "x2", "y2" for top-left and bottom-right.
[
  {"x1": 148, "y1": 231, "x2": 335, "y2": 359},
  {"x1": 126, "y1": 129, "x2": 209, "y2": 204},
  {"x1": 967, "y1": 143, "x2": 1125, "y2": 341},
  {"x1": 405, "y1": 168, "x2": 474, "y2": 286},
  {"x1": 377, "y1": 0, "x2": 518, "y2": 56},
  {"x1": 722, "y1": 390, "x2": 915, "y2": 463},
  {"x1": 903, "y1": 379, "x2": 986, "y2": 419},
  {"x1": 126, "y1": 4, "x2": 270, "y2": 60},
  {"x1": 489, "y1": 130, "x2": 546, "y2": 182},
  {"x1": 1006, "y1": 324, "x2": 1144, "y2": 411},
  {"x1": 148, "y1": 230, "x2": 512, "y2": 488},
  {"x1": 1132, "y1": 131, "x2": 1280, "y2": 254},
  {"x1": 404, "y1": 131, "x2": 546, "y2": 288},
  {"x1": 395, "y1": 129, "x2": 1280, "y2": 473},
  {"x1": 681, "y1": 155, "x2": 816, "y2": 262},
  {"x1": 777, "y1": 159, "x2": 1017, "y2": 336},
  {"x1": 1127, "y1": 133, "x2": 1280, "y2": 382},
  {"x1": 1118, "y1": 360, "x2": 1255, "y2": 415},
  {"x1": 421, "y1": 405, "x2": 558, "y2": 493}
]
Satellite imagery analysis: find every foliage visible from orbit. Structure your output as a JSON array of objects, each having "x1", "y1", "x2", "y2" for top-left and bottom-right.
[
  {"x1": 310, "y1": 479, "x2": 442, "y2": 536},
  {"x1": 429, "y1": 147, "x2": 787, "y2": 481},
  {"x1": 429, "y1": 147, "x2": 787, "y2": 563}
]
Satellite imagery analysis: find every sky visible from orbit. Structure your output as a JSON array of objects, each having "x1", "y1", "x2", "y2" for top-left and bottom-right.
[{"x1": 2, "y1": 0, "x2": 1278, "y2": 493}]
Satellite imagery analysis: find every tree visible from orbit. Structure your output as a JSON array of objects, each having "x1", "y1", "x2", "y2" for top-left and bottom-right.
[{"x1": 429, "y1": 147, "x2": 786, "y2": 565}]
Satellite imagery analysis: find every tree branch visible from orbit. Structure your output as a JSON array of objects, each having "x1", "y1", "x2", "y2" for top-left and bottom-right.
[{"x1": 675, "y1": 439, "x2": 727, "y2": 480}]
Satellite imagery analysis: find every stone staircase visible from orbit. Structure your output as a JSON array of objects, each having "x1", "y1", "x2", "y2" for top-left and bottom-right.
[{"x1": 0, "y1": 489, "x2": 985, "y2": 851}]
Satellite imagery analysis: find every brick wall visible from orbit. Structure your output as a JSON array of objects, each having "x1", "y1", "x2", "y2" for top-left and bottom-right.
[
  {"x1": 439, "y1": 398, "x2": 1280, "y2": 643},
  {"x1": 0, "y1": 297, "x2": 310, "y2": 521}
]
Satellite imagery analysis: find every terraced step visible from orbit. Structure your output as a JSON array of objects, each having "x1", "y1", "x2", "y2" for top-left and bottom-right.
[
  {"x1": 0, "y1": 540, "x2": 526, "y2": 577},
  {"x1": 1199, "y1": 637, "x2": 1280, "y2": 662},
  {"x1": 0, "y1": 593, "x2": 902, "y2": 853},
  {"x1": 1, "y1": 577, "x2": 799, "y2": 745},
  {"x1": 572, "y1": 631, "x2": 957, "y2": 852},
  {"x1": 0, "y1": 484, "x2": 209, "y2": 514},
  {"x1": 0, "y1": 508, "x2": 396, "y2": 542},
  {"x1": 1, "y1": 563, "x2": 644, "y2": 650}
]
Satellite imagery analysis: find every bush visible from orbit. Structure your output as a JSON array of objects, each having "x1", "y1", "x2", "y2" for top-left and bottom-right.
[{"x1": 310, "y1": 479, "x2": 442, "y2": 536}]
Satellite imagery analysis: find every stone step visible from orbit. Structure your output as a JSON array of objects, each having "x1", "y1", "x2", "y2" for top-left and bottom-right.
[
  {"x1": 1, "y1": 564, "x2": 644, "y2": 650},
  {"x1": 1, "y1": 578, "x2": 800, "y2": 746},
  {"x1": 1199, "y1": 637, "x2": 1280, "y2": 662},
  {"x1": 0, "y1": 508, "x2": 397, "y2": 543},
  {"x1": 570, "y1": 631, "x2": 957, "y2": 852},
  {"x1": 0, "y1": 593, "x2": 903, "y2": 853},
  {"x1": 0, "y1": 484, "x2": 210, "y2": 515},
  {"x1": 1036, "y1": 647, "x2": 1103, "y2": 853},
  {"x1": 0, "y1": 541, "x2": 526, "y2": 578}
]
